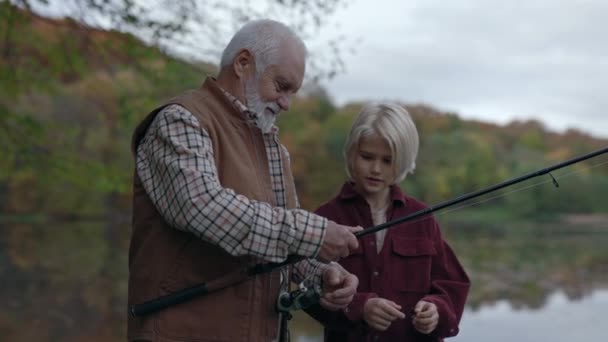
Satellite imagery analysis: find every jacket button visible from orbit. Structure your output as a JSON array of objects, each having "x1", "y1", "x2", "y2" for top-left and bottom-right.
[{"x1": 372, "y1": 271, "x2": 379, "y2": 277}]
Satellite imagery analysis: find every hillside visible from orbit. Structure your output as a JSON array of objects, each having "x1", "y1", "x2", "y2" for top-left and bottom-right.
[
  {"x1": 1, "y1": 3, "x2": 212, "y2": 220},
  {"x1": 1, "y1": 3, "x2": 607, "y2": 221}
]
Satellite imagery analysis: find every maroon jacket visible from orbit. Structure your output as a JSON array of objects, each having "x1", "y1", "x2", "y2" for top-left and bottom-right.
[{"x1": 306, "y1": 182, "x2": 470, "y2": 342}]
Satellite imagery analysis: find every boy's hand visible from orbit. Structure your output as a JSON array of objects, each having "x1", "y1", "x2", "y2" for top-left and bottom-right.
[
  {"x1": 363, "y1": 298, "x2": 405, "y2": 331},
  {"x1": 412, "y1": 300, "x2": 439, "y2": 334}
]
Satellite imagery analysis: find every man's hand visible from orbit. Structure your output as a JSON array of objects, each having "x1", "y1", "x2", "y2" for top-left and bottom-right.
[
  {"x1": 412, "y1": 300, "x2": 439, "y2": 334},
  {"x1": 363, "y1": 298, "x2": 405, "y2": 331},
  {"x1": 317, "y1": 221, "x2": 362, "y2": 262},
  {"x1": 318, "y1": 263, "x2": 358, "y2": 311}
]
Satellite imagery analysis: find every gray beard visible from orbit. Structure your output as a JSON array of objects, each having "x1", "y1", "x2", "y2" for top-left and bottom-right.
[
  {"x1": 245, "y1": 79, "x2": 278, "y2": 133},
  {"x1": 256, "y1": 111, "x2": 277, "y2": 133}
]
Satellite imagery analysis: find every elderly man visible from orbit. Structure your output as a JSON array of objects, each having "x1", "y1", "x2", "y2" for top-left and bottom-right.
[{"x1": 127, "y1": 19, "x2": 362, "y2": 342}]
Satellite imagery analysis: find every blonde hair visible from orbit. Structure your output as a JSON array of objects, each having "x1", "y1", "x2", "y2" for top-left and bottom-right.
[{"x1": 344, "y1": 102, "x2": 419, "y2": 184}]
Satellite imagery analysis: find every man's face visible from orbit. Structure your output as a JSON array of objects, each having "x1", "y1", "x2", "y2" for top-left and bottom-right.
[{"x1": 244, "y1": 42, "x2": 305, "y2": 133}]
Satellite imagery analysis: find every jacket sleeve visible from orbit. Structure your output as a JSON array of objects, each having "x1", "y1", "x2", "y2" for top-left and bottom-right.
[
  {"x1": 422, "y1": 219, "x2": 471, "y2": 338},
  {"x1": 302, "y1": 203, "x2": 377, "y2": 331}
]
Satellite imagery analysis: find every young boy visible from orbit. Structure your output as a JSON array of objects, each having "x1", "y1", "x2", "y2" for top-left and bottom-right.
[{"x1": 306, "y1": 102, "x2": 470, "y2": 341}]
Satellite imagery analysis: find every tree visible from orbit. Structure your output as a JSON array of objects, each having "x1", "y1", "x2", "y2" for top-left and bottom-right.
[
  {"x1": 8, "y1": 0, "x2": 351, "y2": 82},
  {"x1": 0, "y1": 0, "x2": 353, "y2": 218}
]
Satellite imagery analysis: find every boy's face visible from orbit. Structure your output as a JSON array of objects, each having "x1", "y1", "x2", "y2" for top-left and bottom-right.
[{"x1": 352, "y1": 134, "x2": 396, "y2": 202}]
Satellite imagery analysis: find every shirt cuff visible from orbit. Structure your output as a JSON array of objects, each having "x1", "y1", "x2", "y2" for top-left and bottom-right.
[{"x1": 289, "y1": 210, "x2": 327, "y2": 258}]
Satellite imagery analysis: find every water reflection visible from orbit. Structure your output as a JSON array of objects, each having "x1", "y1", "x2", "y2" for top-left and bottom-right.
[
  {"x1": 291, "y1": 218, "x2": 608, "y2": 342},
  {"x1": 291, "y1": 289, "x2": 608, "y2": 342},
  {"x1": 442, "y1": 218, "x2": 608, "y2": 311},
  {"x1": 453, "y1": 289, "x2": 608, "y2": 342},
  {"x1": 0, "y1": 218, "x2": 606, "y2": 341}
]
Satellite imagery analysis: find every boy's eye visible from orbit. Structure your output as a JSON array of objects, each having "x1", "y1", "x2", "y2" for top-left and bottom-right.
[{"x1": 383, "y1": 158, "x2": 392, "y2": 164}]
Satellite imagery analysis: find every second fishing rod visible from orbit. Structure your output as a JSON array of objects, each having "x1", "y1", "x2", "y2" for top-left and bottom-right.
[{"x1": 129, "y1": 145, "x2": 608, "y2": 317}]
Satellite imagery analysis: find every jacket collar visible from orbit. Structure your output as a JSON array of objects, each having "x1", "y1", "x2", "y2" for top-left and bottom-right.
[{"x1": 337, "y1": 181, "x2": 407, "y2": 207}]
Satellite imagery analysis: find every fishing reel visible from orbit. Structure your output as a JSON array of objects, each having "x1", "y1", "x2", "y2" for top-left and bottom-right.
[{"x1": 277, "y1": 282, "x2": 321, "y2": 314}]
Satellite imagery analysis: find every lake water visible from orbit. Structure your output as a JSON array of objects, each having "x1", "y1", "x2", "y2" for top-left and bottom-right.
[
  {"x1": 1, "y1": 218, "x2": 606, "y2": 341},
  {"x1": 290, "y1": 218, "x2": 608, "y2": 341},
  {"x1": 290, "y1": 289, "x2": 608, "y2": 341}
]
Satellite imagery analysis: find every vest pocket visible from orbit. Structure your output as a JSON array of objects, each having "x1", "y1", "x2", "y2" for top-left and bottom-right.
[
  {"x1": 159, "y1": 236, "x2": 193, "y2": 293},
  {"x1": 389, "y1": 237, "x2": 436, "y2": 293}
]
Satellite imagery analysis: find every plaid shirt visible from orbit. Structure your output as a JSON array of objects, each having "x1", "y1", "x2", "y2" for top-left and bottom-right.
[{"x1": 135, "y1": 92, "x2": 327, "y2": 285}]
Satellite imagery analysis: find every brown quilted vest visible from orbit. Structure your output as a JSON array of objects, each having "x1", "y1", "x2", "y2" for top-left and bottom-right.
[{"x1": 128, "y1": 77, "x2": 298, "y2": 342}]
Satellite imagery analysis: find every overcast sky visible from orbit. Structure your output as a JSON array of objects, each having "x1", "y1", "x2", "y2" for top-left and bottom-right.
[
  {"x1": 314, "y1": 0, "x2": 608, "y2": 139},
  {"x1": 36, "y1": 0, "x2": 608, "y2": 139}
]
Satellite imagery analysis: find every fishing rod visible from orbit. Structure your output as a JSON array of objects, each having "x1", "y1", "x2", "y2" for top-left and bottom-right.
[{"x1": 130, "y1": 145, "x2": 608, "y2": 317}]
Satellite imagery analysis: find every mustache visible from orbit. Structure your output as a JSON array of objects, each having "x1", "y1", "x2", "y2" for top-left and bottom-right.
[
  {"x1": 267, "y1": 103, "x2": 281, "y2": 115},
  {"x1": 244, "y1": 85, "x2": 279, "y2": 115}
]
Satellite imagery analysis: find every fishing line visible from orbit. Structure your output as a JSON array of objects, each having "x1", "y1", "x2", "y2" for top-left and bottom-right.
[
  {"x1": 388, "y1": 178, "x2": 554, "y2": 228},
  {"x1": 394, "y1": 157, "x2": 608, "y2": 227},
  {"x1": 552, "y1": 158, "x2": 608, "y2": 179}
]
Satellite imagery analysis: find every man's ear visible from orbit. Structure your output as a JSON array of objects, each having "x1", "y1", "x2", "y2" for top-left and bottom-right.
[{"x1": 233, "y1": 49, "x2": 254, "y2": 78}]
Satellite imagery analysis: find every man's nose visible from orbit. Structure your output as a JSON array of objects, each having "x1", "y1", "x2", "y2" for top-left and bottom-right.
[{"x1": 277, "y1": 95, "x2": 290, "y2": 111}]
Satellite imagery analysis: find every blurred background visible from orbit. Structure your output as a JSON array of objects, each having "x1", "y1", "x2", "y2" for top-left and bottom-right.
[{"x1": 1, "y1": 0, "x2": 607, "y2": 341}]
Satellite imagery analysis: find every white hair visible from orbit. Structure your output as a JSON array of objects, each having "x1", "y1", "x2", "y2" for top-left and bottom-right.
[
  {"x1": 344, "y1": 102, "x2": 420, "y2": 184},
  {"x1": 220, "y1": 19, "x2": 307, "y2": 74}
]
